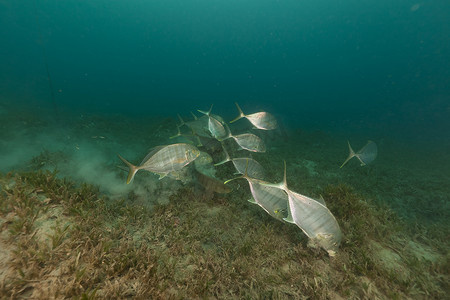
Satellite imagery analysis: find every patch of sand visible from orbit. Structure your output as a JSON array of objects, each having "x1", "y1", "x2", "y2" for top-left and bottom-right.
[
  {"x1": 406, "y1": 240, "x2": 441, "y2": 263},
  {"x1": 369, "y1": 240, "x2": 410, "y2": 282}
]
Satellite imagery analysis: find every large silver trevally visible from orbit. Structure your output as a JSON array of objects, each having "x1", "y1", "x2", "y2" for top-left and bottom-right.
[
  {"x1": 261, "y1": 161, "x2": 342, "y2": 256},
  {"x1": 225, "y1": 160, "x2": 342, "y2": 256},
  {"x1": 230, "y1": 102, "x2": 277, "y2": 130},
  {"x1": 118, "y1": 143, "x2": 200, "y2": 184}
]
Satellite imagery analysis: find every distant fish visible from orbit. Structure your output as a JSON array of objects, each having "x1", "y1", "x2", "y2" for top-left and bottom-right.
[
  {"x1": 230, "y1": 102, "x2": 277, "y2": 130},
  {"x1": 118, "y1": 143, "x2": 200, "y2": 184},
  {"x1": 340, "y1": 140, "x2": 378, "y2": 168}
]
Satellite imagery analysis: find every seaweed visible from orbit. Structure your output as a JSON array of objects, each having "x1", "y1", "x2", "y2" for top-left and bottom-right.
[{"x1": 0, "y1": 170, "x2": 448, "y2": 299}]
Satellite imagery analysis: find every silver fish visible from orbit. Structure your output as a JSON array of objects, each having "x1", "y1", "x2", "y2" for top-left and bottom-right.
[
  {"x1": 283, "y1": 190, "x2": 342, "y2": 256},
  {"x1": 224, "y1": 162, "x2": 287, "y2": 221},
  {"x1": 214, "y1": 144, "x2": 265, "y2": 180},
  {"x1": 340, "y1": 140, "x2": 378, "y2": 168},
  {"x1": 227, "y1": 133, "x2": 266, "y2": 152},
  {"x1": 172, "y1": 114, "x2": 211, "y2": 139},
  {"x1": 226, "y1": 160, "x2": 342, "y2": 255},
  {"x1": 197, "y1": 105, "x2": 228, "y2": 140},
  {"x1": 118, "y1": 143, "x2": 200, "y2": 184},
  {"x1": 263, "y1": 162, "x2": 342, "y2": 256},
  {"x1": 230, "y1": 102, "x2": 277, "y2": 130}
]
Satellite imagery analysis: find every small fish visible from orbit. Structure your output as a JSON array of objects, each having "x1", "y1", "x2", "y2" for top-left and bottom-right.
[
  {"x1": 214, "y1": 144, "x2": 265, "y2": 180},
  {"x1": 171, "y1": 114, "x2": 211, "y2": 139},
  {"x1": 197, "y1": 105, "x2": 228, "y2": 140},
  {"x1": 227, "y1": 133, "x2": 266, "y2": 153},
  {"x1": 118, "y1": 143, "x2": 200, "y2": 184},
  {"x1": 197, "y1": 106, "x2": 265, "y2": 152},
  {"x1": 230, "y1": 102, "x2": 277, "y2": 130},
  {"x1": 340, "y1": 140, "x2": 378, "y2": 168}
]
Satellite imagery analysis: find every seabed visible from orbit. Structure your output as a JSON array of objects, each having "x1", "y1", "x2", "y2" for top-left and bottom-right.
[{"x1": 0, "y1": 105, "x2": 448, "y2": 299}]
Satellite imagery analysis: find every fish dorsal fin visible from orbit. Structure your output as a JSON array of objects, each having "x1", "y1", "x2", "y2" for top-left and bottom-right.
[
  {"x1": 340, "y1": 140, "x2": 356, "y2": 168},
  {"x1": 230, "y1": 102, "x2": 245, "y2": 123},
  {"x1": 140, "y1": 146, "x2": 166, "y2": 165}
]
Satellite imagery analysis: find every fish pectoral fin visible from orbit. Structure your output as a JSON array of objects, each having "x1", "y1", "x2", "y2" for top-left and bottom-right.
[
  {"x1": 248, "y1": 197, "x2": 257, "y2": 204},
  {"x1": 283, "y1": 215, "x2": 295, "y2": 224},
  {"x1": 158, "y1": 173, "x2": 167, "y2": 180}
]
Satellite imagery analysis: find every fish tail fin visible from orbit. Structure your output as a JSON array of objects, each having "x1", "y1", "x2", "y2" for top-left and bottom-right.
[
  {"x1": 190, "y1": 111, "x2": 198, "y2": 120},
  {"x1": 224, "y1": 157, "x2": 248, "y2": 184},
  {"x1": 118, "y1": 154, "x2": 139, "y2": 184},
  {"x1": 214, "y1": 142, "x2": 231, "y2": 166},
  {"x1": 230, "y1": 102, "x2": 245, "y2": 123},
  {"x1": 177, "y1": 114, "x2": 185, "y2": 126},
  {"x1": 198, "y1": 104, "x2": 213, "y2": 116},
  {"x1": 340, "y1": 140, "x2": 355, "y2": 168},
  {"x1": 282, "y1": 160, "x2": 288, "y2": 190},
  {"x1": 169, "y1": 125, "x2": 182, "y2": 139}
]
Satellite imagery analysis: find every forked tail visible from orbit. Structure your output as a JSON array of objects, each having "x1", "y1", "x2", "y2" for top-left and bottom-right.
[
  {"x1": 118, "y1": 154, "x2": 139, "y2": 184},
  {"x1": 214, "y1": 142, "x2": 232, "y2": 166},
  {"x1": 230, "y1": 102, "x2": 245, "y2": 123},
  {"x1": 340, "y1": 140, "x2": 356, "y2": 168},
  {"x1": 224, "y1": 157, "x2": 249, "y2": 185}
]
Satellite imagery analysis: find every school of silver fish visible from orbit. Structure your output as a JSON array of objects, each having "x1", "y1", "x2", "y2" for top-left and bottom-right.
[{"x1": 118, "y1": 102, "x2": 378, "y2": 256}]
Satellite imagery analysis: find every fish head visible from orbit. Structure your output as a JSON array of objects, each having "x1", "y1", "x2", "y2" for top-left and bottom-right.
[
  {"x1": 313, "y1": 233, "x2": 341, "y2": 256},
  {"x1": 187, "y1": 147, "x2": 201, "y2": 161}
]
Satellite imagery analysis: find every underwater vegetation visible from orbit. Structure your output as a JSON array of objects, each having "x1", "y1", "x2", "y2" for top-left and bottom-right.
[
  {"x1": 0, "y1": 170, "x2": 448, "y2": 299},
  {"x1": 0, "y1": 107, "x2": 448, "y2": 298}
]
